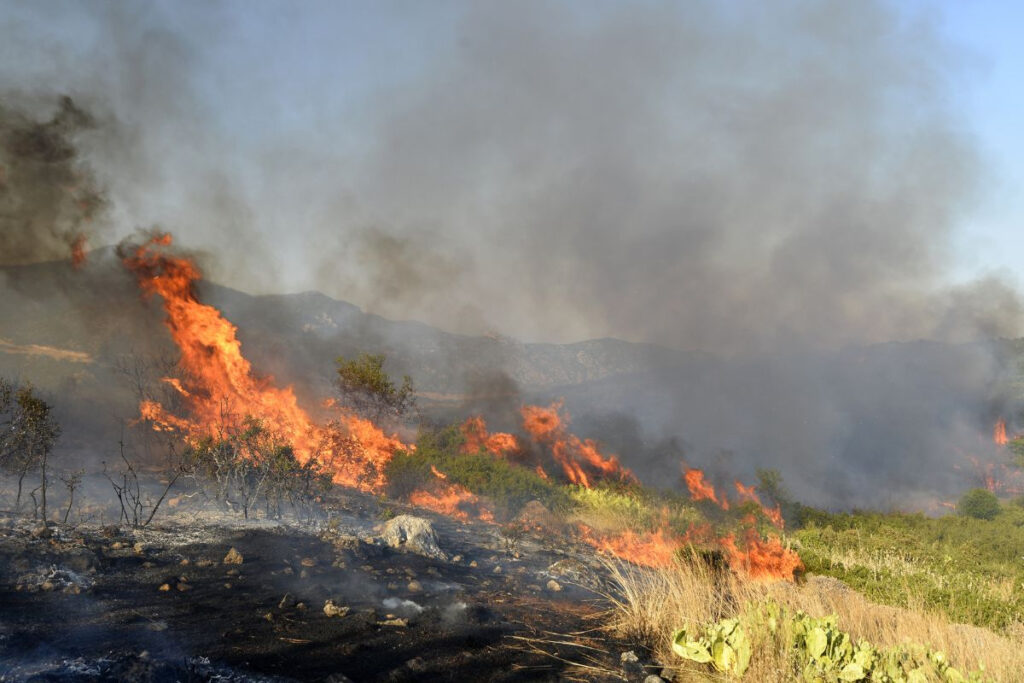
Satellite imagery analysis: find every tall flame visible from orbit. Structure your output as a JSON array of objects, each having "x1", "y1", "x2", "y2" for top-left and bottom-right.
[
  {"x1": 520, "y1": 401, "x2": 634, "y2": 487},
  {"x1": 994, "y1": 419, "x2": 1009, "y2": 446},
  {"x1": 122, "y1": 233, "x2": 406, "y2": 492},
  {"x1": 461, "y1": 415, "x2": 520, "y2": 456},
  {"x1": 684, "y1": 467, "x2": 729, "y2": 509}
]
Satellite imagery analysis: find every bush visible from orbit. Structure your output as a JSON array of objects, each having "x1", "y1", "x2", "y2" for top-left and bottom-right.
[
  {"x1": 958, "y1": 488, "x2": 1000, "y2": 521},
  {"x1": 384, "y1": 424, "x2": 569, "y2": 517}
]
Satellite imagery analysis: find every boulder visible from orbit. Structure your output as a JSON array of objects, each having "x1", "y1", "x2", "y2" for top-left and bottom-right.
[{"x1": 380, "y1": 515, "x2": 448, "y2": 561}]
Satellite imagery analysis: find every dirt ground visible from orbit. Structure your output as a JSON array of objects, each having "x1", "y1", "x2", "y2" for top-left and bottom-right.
[{"x1": 0, "y1": 492, "x2": 655, "y2": 682}]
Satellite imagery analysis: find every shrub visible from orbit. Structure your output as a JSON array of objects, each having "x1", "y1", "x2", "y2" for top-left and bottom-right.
[
  {"x1": 958, "y1": 488, "x2": 1000, "y2": 521},
  {"x1": 384, "y1": 424, "x2": 569, "y2": 517}
]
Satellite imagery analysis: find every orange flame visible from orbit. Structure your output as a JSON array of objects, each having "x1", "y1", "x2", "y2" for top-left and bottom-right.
[
  {"x1": 520, "y1": 402, "x2": 634, "y2": 487},
  {"x1": 684, "y1": 468, "x2": 728, "y2": 509},
  {"x1": 409, "y1": 465, "x2": 494, "y2": 521},
  {"x1": 122, "y1": 233, "x2": 407, "y2": 492},
  {"x1": 734, "y1": 480, "x2": 784, "y2": 529},
  {"x1": 69, "y1": 234, "x2": 87, "y2": 269},
  {"x1": 461, "y1": 415, "x2": 520, "y2": 456},
  {"x1": 995, "y1": 419, "x2": 1009, "y2": 446},
  {"x1": 578, "y1": 525, "x2": 678, "y2": 568},
  {"x1": 720, "y1": 528, "x2": 803, "y2": 581}
]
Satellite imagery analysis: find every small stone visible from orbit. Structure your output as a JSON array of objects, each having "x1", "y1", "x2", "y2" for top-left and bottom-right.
[
  {"x1": 133, "y1": 542, "x2": 145, "y2": 554},
  {"x1": 451, "y1": 554, "x2": 463, "y2": 563},
  {"x1": 282, "y1": 567, "x2": 294, "y2": 575},
  {"x1": 492, "y1": 565, "x2": 502, "y2": 574},
  {"x1": 223, "y1": 547, "x2": 244, "y2": 565},
  {"x1": 111, "y1": 541, "x2": 124, "y2": 550},
  {"x1": 644, "y1": 676, "x2": 666, "y2": 683},
  {"x1": 300, "y1": 557, "x2": 316, "y2": 567},
  {"x1": 546, "y1": 579, "x2": 562, "y2": 592},
  {"x1": 296, "y1": 602, "x2": 307, "y2": 611},
  {"x1": 407, "y1": 580, "x2": 423, "y2": 593},
  {"x1": 180, "y1": 558, "x2": 190, "y2": 566},
  {"x1": 142, "y1": 561, "x2": 154, "y2": 568},
  {"x1": 176, "y1": 582, "x2": 191, "y2": 592},
  {"x1": 263, "y1": 612, "x2": 274, "y2": 621},
  {"x1": 469, "y1": 560, "x2": 478, "y2": 568},
  {"x1": 40, "y1": 581, "x2": 54, "y2": 591},
  {"x1": 378, "y1": 617, "x2": 407, "y2": 627},
  {"x1": 225, "y1": 568, "x2": 240, "y2": 577},
  {"x1": 196, "y1": 559, "x2": 215, "y2": 568},
  {"x1": 386, "y1": 582, "x2": 398, "y2": 591},
  {"x1": 300, "y1": 569, "x2": 309, "y2": 579},
  {"x1": 158, "y1": 583, "x2": 171, "y2": 592},
  {"x1": 323, "y1": 599, "x2": 350, "y2": 618},
  {"x1": 223, "y1": 583, "x2": 232, "y2": 589}
]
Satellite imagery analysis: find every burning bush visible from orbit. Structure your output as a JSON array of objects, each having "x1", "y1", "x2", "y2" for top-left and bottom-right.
[
  {"x1": 385, "y1": 424, "x2": 569, "y2": 519},
  {"x1": 184, "y1": 417, "x2": 331, "y2": 520}
]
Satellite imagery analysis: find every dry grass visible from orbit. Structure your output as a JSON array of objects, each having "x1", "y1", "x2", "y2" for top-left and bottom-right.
[{"x1": 603, "y1": 559, "x2": 1024, "y2": 682}]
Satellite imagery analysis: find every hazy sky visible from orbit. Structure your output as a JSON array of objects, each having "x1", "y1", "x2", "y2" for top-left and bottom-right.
[{"x1": 3, "y1": 0, "x2": 1023, "y2": 349}]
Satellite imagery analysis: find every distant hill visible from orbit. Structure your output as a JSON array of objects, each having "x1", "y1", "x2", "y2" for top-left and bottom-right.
[{"x1": 3, "y1": 249, "x2": 1023, "y2": 509}]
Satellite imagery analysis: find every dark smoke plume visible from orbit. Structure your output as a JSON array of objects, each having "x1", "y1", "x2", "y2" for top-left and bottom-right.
[{"x1": 0, "y1": 95, "x2": 108, "y2": 266}]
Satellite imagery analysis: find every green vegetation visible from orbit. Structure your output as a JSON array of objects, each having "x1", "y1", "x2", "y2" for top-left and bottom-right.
[
  {"x1": 384, "y1": 424, "x2": 569, "y2": 517},
  {"x1": 335, "y1": 353, "x2": 415, "y2": 421},
  {"x1": 0, "y1": 378, "x2": 61, "y2": 519},
  {"x1": 794, "y1": 506, "x2": 1024, "y2": 632},
  {"x1": 957, "y1": 488, "x2": 1000, "y2": 520},
  {"x1": 672, "y1": 600, "x2": 989, "y2": 681}
]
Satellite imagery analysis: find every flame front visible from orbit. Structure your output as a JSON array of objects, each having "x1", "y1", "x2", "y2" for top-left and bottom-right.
[
  {"x1": 461, "y1": 416, "x2": 520, "y2": 456},
  {"x1": 684, "y1": 467, "x2": 729, "y2": 509},
  {"x1": 520, "y1": 401, "x2": 634, "y2": 487},
  {"x1": 122, "y1": 233, "x2": 406, "y2": 492},
  {"x1": 995, "y1": 418, "x2": 1009, "y2": 446}
]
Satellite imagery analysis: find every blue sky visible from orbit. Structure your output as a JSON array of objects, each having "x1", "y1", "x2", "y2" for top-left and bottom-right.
[{"x1": 911, "y1": 1, "x2": 1024, "y2": 286}]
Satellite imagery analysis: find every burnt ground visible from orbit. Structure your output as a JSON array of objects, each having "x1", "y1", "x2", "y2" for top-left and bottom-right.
[{"x1": 0, "y1": 492, "x2": 653, "y2": 682}]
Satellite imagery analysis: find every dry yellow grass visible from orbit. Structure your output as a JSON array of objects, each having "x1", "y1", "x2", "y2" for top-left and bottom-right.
[{"x1": 603, "y1": 559, "x2": 1024, "y2": 681}]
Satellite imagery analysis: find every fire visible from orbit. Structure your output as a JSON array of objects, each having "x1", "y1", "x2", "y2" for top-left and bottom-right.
[
  {"x1": 684, "y1": 468, "x2": 728, "y2": 509},
  {"x1": 720, "y1": 529, "x2": 803, "y2": 581},
  {"x1": 578, "y1": 525, "x2": 678, "y2": 568},
  {"x1": 461, "y1": 415, "x2": 520, "y2": 456},
  {"x1": 122, "y1": 233, "x2": 407, "y2": 492},
  {"x1": 994, "y1": 419, "x2": 1008, "y2": 446},
  {"x1": 520, "y1": 402, "x2": 634, "y2": 487},
  {"x1": 69, "y1": 234, "x2": 87, "y2": 269},
  {"x1": 734, "y1": 480, "x2": 784, "y2": 529},
  {"x1": 409, "y1": 466, "x2": 494, "y2": 522}
]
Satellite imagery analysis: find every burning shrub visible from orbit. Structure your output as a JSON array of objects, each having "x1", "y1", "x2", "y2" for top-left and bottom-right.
[
  {"x1": 385, "y1": 424, "x2": 568, "y2": 518},
  {"x1": 957, "y1": 488, "x2": 1000, "y2": 521},
  {"x1": 184, "y1": 417, "x2": 330, "y2": 520}
]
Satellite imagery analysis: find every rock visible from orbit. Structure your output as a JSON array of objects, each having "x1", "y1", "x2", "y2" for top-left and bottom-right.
[
  {"x1": 40, "y1": 581, "x2": 54, "y2": 591},
  {"x1": 546, "y1": 579, "x2": 562, "y2": 592},
  {"x1": 379, "y1": 515, "x2": 448, "y2": 561},
  {"x1": 492, "y1": 565, "x2": 502, "y2": 574},
  {"x1": 223, "y1": 547, "x2": 244, "y2": 565},
  {"x1": 158, "y1": 583, "x2": 170, "y2": 592},
  {"x1": 451, "y1": 554, "x2": 463, "y2": 563},
  {"x1": 132, "y1": 542, "x2": 145, "y2": 554},
  {"x1": 30, "y1": 523, "x2": 52, "y2": 539},
  {"x1": 179, "y1": 558, "x2": 190, "y2": 566},
  {"x1": 300, "y1": 557, "x2": 316, "y2": 567},
  {"x1": 378, "y1": 617, "x2": 407, "y2": 627},
  {"x1": 620, "y1": 651, "x2": 643, "y2": 677},
  {"x1": 407, "y1": 580, "x2": 423, "y2": 593},
  {"x1": 323, "y1": 599, "x2": 350, "y2": 618},
  {"x1": 469, "y1": 560, "x2": 478, "y2": 568},
  {"x1": 176, "y1": 582, "x2": 191, "y2": 592}
]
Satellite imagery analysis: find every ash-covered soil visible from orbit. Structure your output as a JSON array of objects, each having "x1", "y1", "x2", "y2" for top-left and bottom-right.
[{"x1": 0, "y1": 493, "x2": 650, "y2": 682}]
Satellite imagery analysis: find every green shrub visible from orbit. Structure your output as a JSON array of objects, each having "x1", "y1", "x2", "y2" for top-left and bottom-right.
[{"x1": 958, "y1": 488, "x2": 1000, "y2": 521}]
